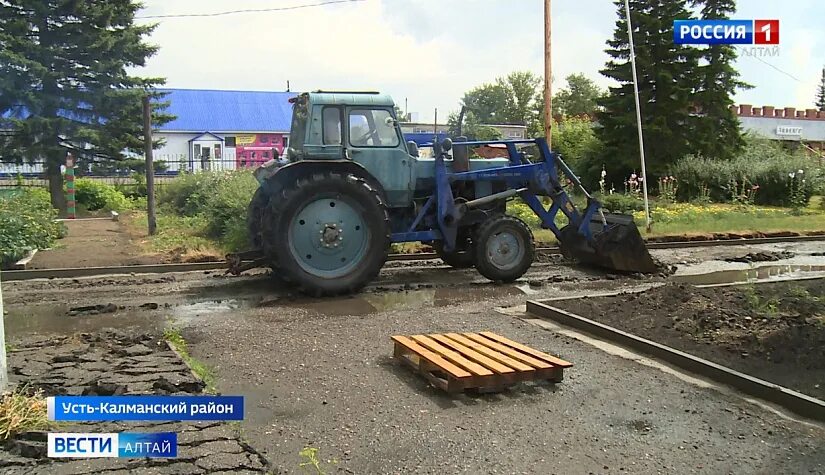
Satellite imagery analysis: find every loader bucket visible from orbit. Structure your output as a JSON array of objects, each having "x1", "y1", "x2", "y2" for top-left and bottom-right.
[{"x1": 558, "y1": 213, "x2": 659, "y2": 274}]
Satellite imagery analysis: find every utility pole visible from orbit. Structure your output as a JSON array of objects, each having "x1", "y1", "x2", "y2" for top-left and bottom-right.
[
  {"x1": 544, "y1": 0, "x2": 552, "y2": 147},
  {"x1": 624, "y1": 0, "x2": 651, "y2": 232},
  {"x1": 0, "y1": 270, "x2": 7, "y2": 393},
  {"x1": 142, "y1": 95, "x2": 157, "y2": 236}
]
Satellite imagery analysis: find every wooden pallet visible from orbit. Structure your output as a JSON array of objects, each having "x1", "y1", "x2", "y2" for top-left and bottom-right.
[{"x1": 391, "y1": 331, "x2": 573, "y2": 394}]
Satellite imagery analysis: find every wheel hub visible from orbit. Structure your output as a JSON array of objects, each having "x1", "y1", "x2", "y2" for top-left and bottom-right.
[
  {"x1": 288, "y1": 197, "x2": 369, "y2": 278},
  {"x1": 320, "y1": 223, "x2": 343, "y2": 248},
  {"x1": 487, "y1": 232, "x2": 523, "y2": 271}
]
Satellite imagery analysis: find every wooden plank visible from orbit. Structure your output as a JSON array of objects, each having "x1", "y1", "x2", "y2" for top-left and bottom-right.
[
  {"x1": 391, "y1": 336, "x2": 472, "y2": 379},
  {"x1": 429, "y1": 334, "x2": 516, "y2": 375},
  {"x1": 410, "y1": 335, "x2": 494, "y2": 377},
  {"x1": 442, "y1": 333, "x2": 534, "y2": 373},
  {"x1": 478, "y1": 332, "x2": 573, "y2": 368},
  {"x1": 463, "y1": 333, "x2": 552, "y2": 369}
]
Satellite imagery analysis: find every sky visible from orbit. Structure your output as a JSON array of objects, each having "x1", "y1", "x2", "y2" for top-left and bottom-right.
[{"x1": 132, "y1": 0, "x2": 825, "y2": 123}]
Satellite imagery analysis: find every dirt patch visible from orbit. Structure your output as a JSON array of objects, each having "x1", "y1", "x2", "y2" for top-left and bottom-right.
[
  {"x1": 551, "y1": 280, "x2": 825, "y2": 400},
  {"x1": 2, "y1": 330, "x2": 270, "y2": 473},
  {"x1": 28, "y1": 219, "x2": 162, "y2": 269}
]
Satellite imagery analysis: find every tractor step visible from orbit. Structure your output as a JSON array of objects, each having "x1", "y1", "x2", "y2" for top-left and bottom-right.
[{"x1": 391, "y1": 331, "x2": 572, "y2": 394}]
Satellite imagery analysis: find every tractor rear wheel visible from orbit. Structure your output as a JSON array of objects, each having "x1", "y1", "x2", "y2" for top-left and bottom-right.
[
  {"x1": 262, "y1": 172, "x2": 390, "y2": 296},
  {"x1": 474, "y1": 215, "x2": 534, "y2": 282},
  {"x1": 247, "y1": 187, "x2": 268, "y2": 249}
]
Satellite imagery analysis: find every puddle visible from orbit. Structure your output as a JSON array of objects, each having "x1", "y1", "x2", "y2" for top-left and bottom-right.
[
  {"x1": 4, "y1": 285, "x2": 523, "y2": 337},
  {"x1": 4, "y1": 304, "x2": 162, "y2": 338},
  {"x1": 673, "y1": 264, "x2": 825, "y2": 285},
  {"x1": 269, "y1": 286, "x2": 523, "y2": 317}
]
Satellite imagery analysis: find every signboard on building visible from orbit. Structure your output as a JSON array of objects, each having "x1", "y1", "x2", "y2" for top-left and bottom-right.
[
  {"x1": 236, "y1": 134, "x2": 257, "y2": 146},
  {"x1": 776, "y1": 126, "x2": 802, "y2": 137}
]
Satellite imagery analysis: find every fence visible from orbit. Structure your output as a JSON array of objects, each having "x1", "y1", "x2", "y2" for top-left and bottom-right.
[{"x1": 0, "y1": 154, "x2": 266, "y2": 189}]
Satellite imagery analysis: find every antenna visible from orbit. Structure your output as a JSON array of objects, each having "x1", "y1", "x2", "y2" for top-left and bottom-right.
[{"x1": 286, "y1": 80, "x2": 290, "y2": 92}]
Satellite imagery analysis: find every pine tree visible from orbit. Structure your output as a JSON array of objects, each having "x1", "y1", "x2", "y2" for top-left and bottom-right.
[
  {"x1": 816, "y1": 66, "x2": 825, "y2": 112},
  {"x1": 597, "y1": 0, "x2": 699, "y2": 179},
  {"x1": 690, "y1": 0, "x2": 751, "y2": 160},
  {"x1": 0, "y1": 0, "x2": 171, "y2": 210}
]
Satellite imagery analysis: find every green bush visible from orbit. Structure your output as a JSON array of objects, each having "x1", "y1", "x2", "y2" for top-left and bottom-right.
[
  {"x1": 596, "y1": 193, "x2": 646, "y2": 213},
  {"x1": 74, "y1": 178, "x2": 133, "y2": 211},
  {"x1": 159, "y1": 172, "x2": 226, "y2": 216},
  {"x1": 159, "y1": 170, "x2": 258, "y2": 251},
  {"x1": 0, "y1": 188, "x2": 66, "y2": 266},
  {"x1": 671, "y1": 136, "x2": 824, "y2": 206}
]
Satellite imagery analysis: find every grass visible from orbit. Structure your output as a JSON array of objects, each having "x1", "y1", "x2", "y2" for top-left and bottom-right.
[
  {"x1": 163, "y1": 326, "x2": 217, "y2": 394},
  {"x1": 299, "y1": 446, "x2": 337, "y2": 475},
  {"x1": 127, "y1": 192, "x2": 825, "y2": 255},
  {"x1": 0, "y1": 387, "x2": 53, "y2": 440},
  {"x1": 123, "y1": 211, "x2": 223, "y2": 261},
  {"x1": 529, "y1": 198, "x2": 825, "y2": 243}
]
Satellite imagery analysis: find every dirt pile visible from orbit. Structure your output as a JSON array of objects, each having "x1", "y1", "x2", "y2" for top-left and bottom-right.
[{"x1": 554, "y1": 280, "x2": 825, "y2": 399}]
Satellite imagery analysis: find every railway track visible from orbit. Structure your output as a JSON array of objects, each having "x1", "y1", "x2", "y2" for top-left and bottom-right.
[{"x1": 3, "y1": 234, "x2": 824, "y2": 282}]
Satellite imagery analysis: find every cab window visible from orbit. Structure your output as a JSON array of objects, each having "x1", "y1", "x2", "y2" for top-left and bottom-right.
[
  {"x1": 323, "y1": 107, "x2": 342, "y2": 145},
  {"x1": 348, "y1": 109, "x2": 399, "y2": 147}
]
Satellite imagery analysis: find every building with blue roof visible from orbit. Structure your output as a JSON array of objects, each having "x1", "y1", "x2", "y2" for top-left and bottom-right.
[{"x1": 153, "y1": 88, "x2": 296, "y2": 172}]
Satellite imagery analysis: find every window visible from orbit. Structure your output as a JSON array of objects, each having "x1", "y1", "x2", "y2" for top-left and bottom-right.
[
  {"x1": 282, "y1": 136, "x2": 289, "y2": 148},
  {"x1": 509, "y1": 131, "x2": 523, "y2": 138},
  {"x1": 225, "y1": 136, "x2": 236, "y2": 147},
  {"x1": 349, "y1": 109, "x2": 399, "y2": 147},
  {"x1": 264, "y1": 151, "x2": 270, "y2": 159},
  {"x1": 323, "y1": 107, "x2": 342, "y2": 144}
]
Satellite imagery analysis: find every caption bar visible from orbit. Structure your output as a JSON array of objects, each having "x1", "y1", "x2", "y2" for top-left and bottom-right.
[
  {"x1": 48, "y1": 432, "x2": 177, "y2": 458},
  {"x1": 47, "y1": 395, "x2": 244, "y2": 421}
]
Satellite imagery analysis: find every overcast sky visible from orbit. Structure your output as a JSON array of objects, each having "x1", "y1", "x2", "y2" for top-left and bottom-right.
[{"x1": 133, "y1": 0, "x2": 825, "y2": 123}]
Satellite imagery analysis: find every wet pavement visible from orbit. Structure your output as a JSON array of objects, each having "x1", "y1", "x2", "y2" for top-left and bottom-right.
[{"x1": 3, "y1": 240, "x2": 825, "y2": 473}]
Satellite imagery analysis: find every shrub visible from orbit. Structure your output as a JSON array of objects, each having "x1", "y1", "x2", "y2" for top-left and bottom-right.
[
  {"x1": 74, "y1": 178, "x2": 133, "y2": 211},
  {"x1": 597, "y1": 193, "x2": 646, "y2": 213},
  {"x1": 0, "y1": 188, "x2": 66, "y2": 266},
  {"x1": 158, "y1": 170, "x2": 258, "y2": 251},
  {"x1": 159, "y1": 172, "x2": 226, "y2": 216},
  {"x1": 671, "y1": 137, "x2": 824, "y2": 206}
]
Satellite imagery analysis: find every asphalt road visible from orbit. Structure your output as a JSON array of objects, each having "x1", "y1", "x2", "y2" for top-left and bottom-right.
[
  {"x1": 3, "y1": 241, "x2": 825, "y2": 473},
  {"x1": 183, "y1": 282, "x2": 825, "y2": 474}
]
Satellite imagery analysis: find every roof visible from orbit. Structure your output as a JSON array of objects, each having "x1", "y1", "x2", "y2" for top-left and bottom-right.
[
  {"x1": 308, "y1": 92, "x2": 395, "y2": 108},
  {"x1": 156, "y1": 88, "x2": 296, "y2": 132}
]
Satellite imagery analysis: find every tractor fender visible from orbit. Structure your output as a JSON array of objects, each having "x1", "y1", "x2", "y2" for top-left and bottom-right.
[{"x1": 258, "y1": 160, "x2": 386, "y2": 201}]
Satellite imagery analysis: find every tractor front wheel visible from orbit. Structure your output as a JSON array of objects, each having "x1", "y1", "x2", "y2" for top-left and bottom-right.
[
  {"x1": 262, "y1": 172, "x2": 390, "y2": 296},
  {"x1": 474, "y1": 215, "x2": 534, "y2": 282}
]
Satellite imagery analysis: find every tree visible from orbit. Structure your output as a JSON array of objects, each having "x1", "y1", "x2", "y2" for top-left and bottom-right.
[
  {"x1": 0, "y1": 0, "x2": 171, "y2": 211},
  {"x1": 553, "y1": 74, "x2": 604, "y2": 118},
  {"x1": 447, "y1": 110, "x2": 502, "y2": 141},
  {"x1": 816, "y1": 66, "x2": 825, "y2": 112},
  {"x1": 690, "y1": 0, "x2": 751, "y2": 160},
  {"x1": 597, "y1": 0, "x2": 699, "y2": 180},
  {"x1": 459, "y1": 71, "x2": 543, "y2": 133}
]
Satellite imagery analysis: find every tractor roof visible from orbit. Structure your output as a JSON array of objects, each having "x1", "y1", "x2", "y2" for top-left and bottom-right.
[{"x1": 306, "y1": 91, "x2": 396, "y2": 108}]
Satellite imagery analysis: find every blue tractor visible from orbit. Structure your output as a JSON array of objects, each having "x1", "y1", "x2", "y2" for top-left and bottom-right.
[{"x1": 228, "y1": 91, "x2": 658, "y2": 295}]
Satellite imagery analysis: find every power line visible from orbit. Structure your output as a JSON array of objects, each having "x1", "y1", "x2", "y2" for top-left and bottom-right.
[
  {"x1": 735, "y1": 46, "x2": 801, "y2": 83},
  {"x1": 135, "y1": 0, "x2": 365, "y2": 20}
]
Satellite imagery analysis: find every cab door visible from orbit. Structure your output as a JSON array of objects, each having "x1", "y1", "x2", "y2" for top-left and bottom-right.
[{"x1": 345, "y1": 107, "x2": 413, "y2": 207}]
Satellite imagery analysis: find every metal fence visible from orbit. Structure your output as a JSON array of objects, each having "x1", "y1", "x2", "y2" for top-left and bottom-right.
[{"x1": 0, "y1": 153, "x2": 267, "y2": 189}]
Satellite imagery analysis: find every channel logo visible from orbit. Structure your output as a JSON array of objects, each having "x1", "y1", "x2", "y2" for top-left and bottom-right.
[
  {"x1": 47, "y1": 432, "x2": 177, "y2": 458},
  {"x1": 673, "y1": 19, "x2": 779, "y2": 45}
]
